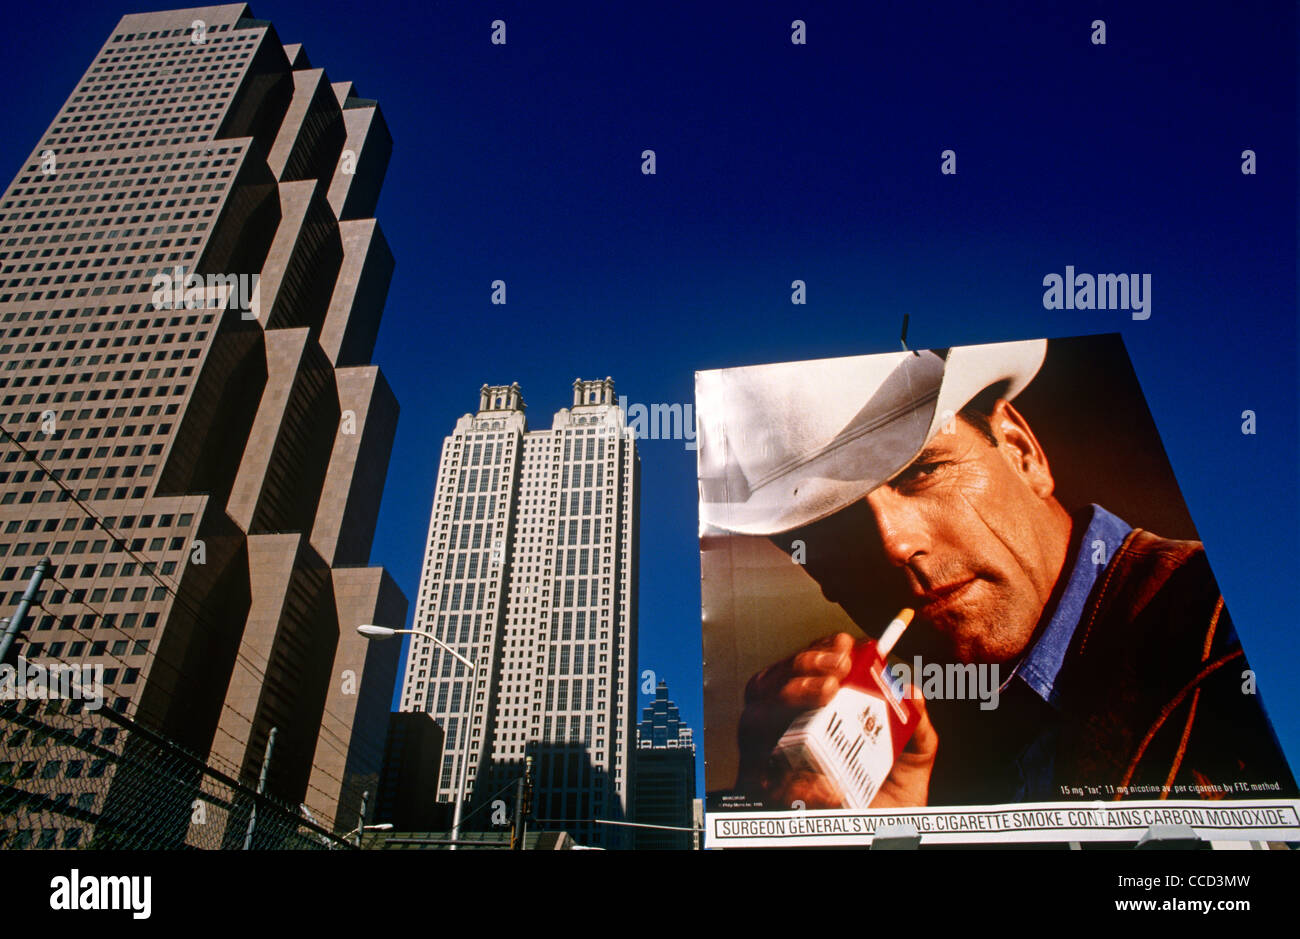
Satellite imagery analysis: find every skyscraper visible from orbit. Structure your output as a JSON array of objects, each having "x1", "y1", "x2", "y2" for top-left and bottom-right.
[
  {"x1": 0, "y1": 4, "x2": 402, "y2": 847},
  {"x1": 399, "y1": 379, "x2": 639, "y2": 848},
  {"x1": 632, "y1": 680, "x2": 696, "y2": 849}
]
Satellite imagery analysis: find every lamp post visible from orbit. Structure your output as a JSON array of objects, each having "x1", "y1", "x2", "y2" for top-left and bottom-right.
[{"x1": 357, "y1": 624, "x2": 476, "y2": 850}]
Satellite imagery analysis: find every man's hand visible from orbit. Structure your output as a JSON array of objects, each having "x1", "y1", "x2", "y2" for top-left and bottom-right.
[
  {"x1": 872, "y1": 690, "x2": 938, "y2": 809},
  {"x1": 735, "y1": 632, "x2": 939, "y2": 809}
]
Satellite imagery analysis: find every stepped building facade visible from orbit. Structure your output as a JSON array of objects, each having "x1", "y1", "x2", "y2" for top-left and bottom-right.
[{"x1": 0, "y1": 4, "x2": 403, "y2": 847}]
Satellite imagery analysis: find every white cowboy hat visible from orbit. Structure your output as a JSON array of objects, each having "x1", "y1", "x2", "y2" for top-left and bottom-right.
[{"x1": 695, "y1": 338, "x2": 1047, "y2": 535}]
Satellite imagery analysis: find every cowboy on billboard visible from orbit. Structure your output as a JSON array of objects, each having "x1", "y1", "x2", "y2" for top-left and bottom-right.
[{"x1": 697, "y1": 336, "x2": 1297, "y2": 828}]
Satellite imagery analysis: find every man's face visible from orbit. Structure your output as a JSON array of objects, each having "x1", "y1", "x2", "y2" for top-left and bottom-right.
[{"x1": 802, "y1": 400, "x2": 1071, "y2": 665}]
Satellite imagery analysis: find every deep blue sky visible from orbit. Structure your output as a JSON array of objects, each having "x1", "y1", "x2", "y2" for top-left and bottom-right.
[{"x1": 3, "y1": 1, "x2": 1296, "y2": 797}]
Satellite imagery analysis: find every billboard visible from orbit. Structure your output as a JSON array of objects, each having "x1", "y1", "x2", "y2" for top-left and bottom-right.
[{"x1": 696, "y1": 334, "x2": 1300, "y2": 846}]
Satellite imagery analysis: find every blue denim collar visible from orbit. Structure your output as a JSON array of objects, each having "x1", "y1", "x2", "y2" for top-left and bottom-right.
[{"x1": 1003, "y1": 504, "x2": 1133, "y2": 709}]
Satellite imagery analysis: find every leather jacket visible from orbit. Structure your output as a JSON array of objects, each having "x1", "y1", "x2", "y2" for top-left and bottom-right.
[{"x1": 1051, "y1": 528, "x2": 1298, "y2": 800}]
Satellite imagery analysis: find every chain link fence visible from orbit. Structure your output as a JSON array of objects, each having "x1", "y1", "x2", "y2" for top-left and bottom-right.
[{"x1": 0, "y1": 699, "x2": 356, "y2": 850}]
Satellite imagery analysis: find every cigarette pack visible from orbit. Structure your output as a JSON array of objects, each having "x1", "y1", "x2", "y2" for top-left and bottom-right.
[{"x1": 772, "y1": 634, "x2": 920, "y2": 810}]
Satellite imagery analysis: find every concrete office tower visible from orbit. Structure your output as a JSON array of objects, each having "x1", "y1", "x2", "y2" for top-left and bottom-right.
[
  {"x1": 400, "y1": 379, "x2": 639, "y2": 849},
  {"x1": 0, "y1": 4, "x2": 403, "y2": 847},
  {"x1": 375, "y1": 712, "x2": 445, "y2": 831},
  {"x1": 632, "y1": 680, "x2": 696, "y2": 849}
]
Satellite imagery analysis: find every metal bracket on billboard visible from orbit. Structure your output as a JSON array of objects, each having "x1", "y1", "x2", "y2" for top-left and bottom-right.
[
  {"x1": 900, "y1": 313, "x2": 919, "y2": 355},
  {"x1": 870, "y1": 822, "x2": 921, "y2": 850},
  {"x1": 1135, "y1": 823, "x2": 1203, "y2": 850}
]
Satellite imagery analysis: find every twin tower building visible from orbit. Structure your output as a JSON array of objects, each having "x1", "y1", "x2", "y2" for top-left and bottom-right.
[
  {"x1": 0, "y1": 5, "x2": 638, "y2": 849},
  {"x1": 401, "y1": 379, "x2": 640, "y2": 848}
]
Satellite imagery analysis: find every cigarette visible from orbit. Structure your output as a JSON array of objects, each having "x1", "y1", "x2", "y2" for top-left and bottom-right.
[{"x1": 876, "y1": 607, "x2": 914, "y2": 657}]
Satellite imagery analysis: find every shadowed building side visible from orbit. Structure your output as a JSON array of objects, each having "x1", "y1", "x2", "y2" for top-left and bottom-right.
[{"x1": 0, "y1": 4, "x2": 406, "y2": 848}]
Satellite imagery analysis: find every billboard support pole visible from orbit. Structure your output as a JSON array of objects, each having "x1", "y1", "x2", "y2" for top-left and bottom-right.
[
  {"x1": 1136, "y1": 823, "x2": 1201, "y2": 850},
  {"x1": 870, "y1": 822, "x2": 921, "y2": 850}
]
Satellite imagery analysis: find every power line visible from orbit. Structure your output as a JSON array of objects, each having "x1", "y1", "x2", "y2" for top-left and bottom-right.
[
  {"x1": 0, "y1": 423, "x2": 389, "y2": 807},
  {"x1": 29, "y1": 592, "x2": 346, "y2": 791},
  {"x1": 0, "y1": 420, "x2": 387, "y2": 759}
]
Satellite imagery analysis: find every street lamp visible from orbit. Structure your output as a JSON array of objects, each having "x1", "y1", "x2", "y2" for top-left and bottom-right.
[
  {"x1": 357, "y1": 624, "x2": 477, "y2": 851},
  {"x1": 341, "y1": 822, "x2": 393, "y2": 847}
]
